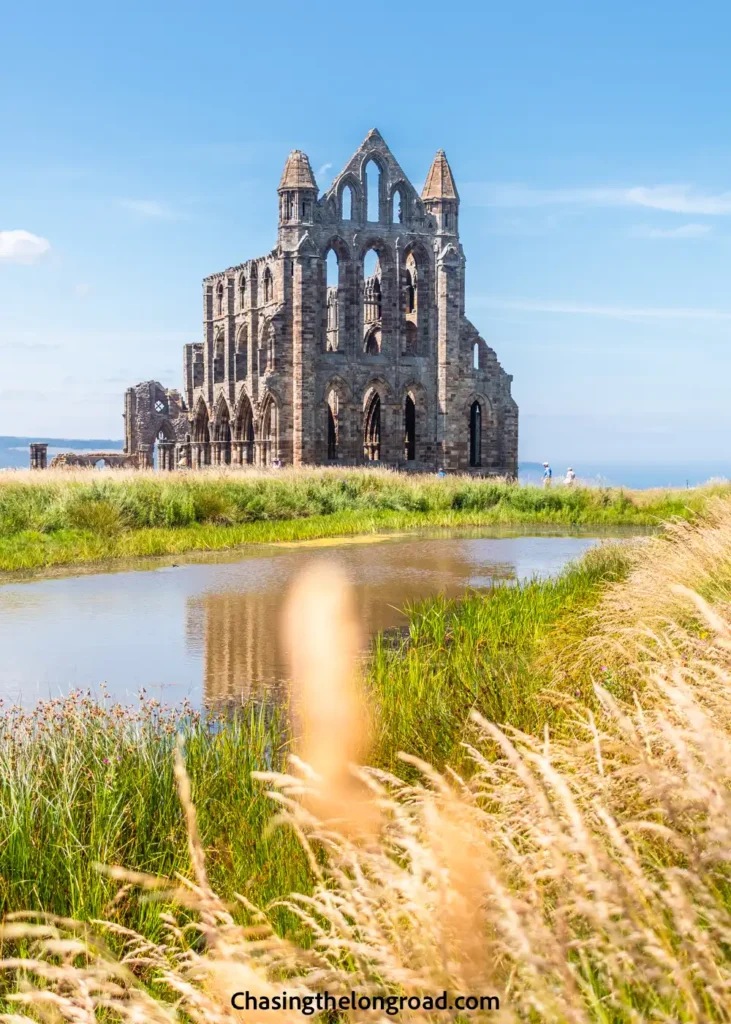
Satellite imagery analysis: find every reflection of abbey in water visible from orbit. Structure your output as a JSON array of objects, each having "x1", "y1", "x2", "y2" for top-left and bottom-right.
[
  {"x1": 122, "y1": 129, "x2": 518, "y2": 475},
  {"x1": 188, "y1": 543, "x2": 518, "y2": 704}
]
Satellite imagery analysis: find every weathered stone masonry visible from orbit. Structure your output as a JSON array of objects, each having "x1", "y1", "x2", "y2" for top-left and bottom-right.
[{"x1": 121, "y1": 130, "x2": 518, "y2": 474}]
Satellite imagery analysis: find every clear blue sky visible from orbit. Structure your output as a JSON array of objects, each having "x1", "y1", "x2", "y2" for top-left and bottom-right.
[{"x1": 2, "y1": 0, "x2": 730, "y2": 463}]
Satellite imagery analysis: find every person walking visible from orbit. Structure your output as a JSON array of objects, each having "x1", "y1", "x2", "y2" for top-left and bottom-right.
[
  {"x1": 564, "y1": 467, "x2": 576, "y2": 486},
  {"x1": 542, "y1": 462, "x2": 552, "y2": 487}
]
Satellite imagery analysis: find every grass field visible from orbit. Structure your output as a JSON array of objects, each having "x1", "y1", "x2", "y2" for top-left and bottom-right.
[{"x1": 0, "y1": 465, "x2": 727, "y2": 573}]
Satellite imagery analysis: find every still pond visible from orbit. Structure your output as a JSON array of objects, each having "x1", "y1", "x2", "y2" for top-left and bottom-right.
[{"x1": 0, "y1": 529, "x2": 630, "y2": 707}]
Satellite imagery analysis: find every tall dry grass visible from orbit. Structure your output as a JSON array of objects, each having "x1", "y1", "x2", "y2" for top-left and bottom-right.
[
  {"x1": 575, "y1": 497, "x2": 731, "y2": 686},
  {"x1": 4, "y1": 525, "x2": 731, "y2": 1021}
]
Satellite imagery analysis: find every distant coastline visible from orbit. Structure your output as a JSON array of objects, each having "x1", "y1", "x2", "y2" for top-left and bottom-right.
[
  {"x1": 0, "y1": 440, "x2": 728, "y2": 490},
  {"x1": 0, "y1": 437, "x2": 124, "y2": 470}
]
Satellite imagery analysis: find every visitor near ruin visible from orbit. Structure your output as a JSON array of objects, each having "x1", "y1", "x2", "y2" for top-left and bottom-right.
[{"x1": 118, "y1": 130, "x2": 518, "y2": 475}]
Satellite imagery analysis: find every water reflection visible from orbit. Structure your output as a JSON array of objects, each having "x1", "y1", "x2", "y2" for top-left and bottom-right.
[{"x1": 0, "y1": 531, "x2": 616, "y2": 707}]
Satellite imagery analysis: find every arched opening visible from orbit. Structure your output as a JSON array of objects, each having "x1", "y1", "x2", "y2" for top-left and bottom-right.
[
  {"x1": 93, "y1": 459, "x2": 107, "y2": 470},
  {"x1": 214, "y1": 402, "x2": 232, "y2": 465},
  {"x1": 473, "y1": 341, "x2": 480, "y2": 370},
  {"x1": 235, "y1": 394, "x2": 255, "y2": 465},
  {"x1": 469, "y1": 400, "x2": 482, "y2": 468},
  {"x1": 249, "y1": 263, "x2": 258, "y2": 306},
  {"x1": 216, "y1": 282, "x2": 224, "y2": 316},
  {"x1": 258, "y1": 319, "x2": 275, "y2": 374},
  {"x1": 153, "y1": 421, "x2": 175, "y2": 470},
  {"x1": 236, "y1": 324, "x2": 248, "y2": 380},
  {"x1": 404, "y1": 394, "x2": 416, "y2": 462},
  {"x1": 392, "y1": 187, "x2": 405, "y2": 224},
  {"x1": 263, "y1": 267, "x2": 272, "y2": 303},
  {"x1": 364, "y1": 327, "x2": 381, "y2": 354},
  {"x1": 213, "y1": 329, "x2": 225, "y2": 384},
  {"x1": 362, "y1": 247, "x2": 382, "y2": 350},
  {"x1": 193, "y1": 402, "x2": 211, "y2": 466},
  {"x1": 326, "y1": 249, "x2": 339, "y2": 351},
  {"x1": 364, "y1": 391, "x2": 381, "y2": 461},
  {"x1": 403, "y1": 250, "x2": 419, "y2": 354},
  {"x1": 239, "y1": 274, "x2": 246, "y2": 310},
  {"x1": 341, "y1": 185, "x2": 353, "y2": 221},
  {"x1": 327, "y1": 390, "x2": 339, "y2": 460},
  {"x1": 364, "y1": 159, "x2": 381, "y2": 223},
  {"x1": 260, "y1": 395, "x2": 278, "y2": 466},
  {"x1": 406, "y1": 271, "x2": 415, "y2": 314}
]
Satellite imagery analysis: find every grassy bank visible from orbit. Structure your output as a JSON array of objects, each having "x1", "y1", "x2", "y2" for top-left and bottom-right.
[
  {"x1": 0, "y1": 541, "x2": 628, "y2": 936},
  {"x1": 4, "y1": 504, "x2": 731, "y2": 1021},
  {"x1": 0, "y1": 466, "x2": 726, "y2": 573}
]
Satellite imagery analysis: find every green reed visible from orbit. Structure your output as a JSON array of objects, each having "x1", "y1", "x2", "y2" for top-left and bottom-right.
[
  {"x1": 0, "y1": 467, "x2": 722, "y2": 573},
  {"x1": 0, "y1": 694, "x2": 307, "y2": 941}
]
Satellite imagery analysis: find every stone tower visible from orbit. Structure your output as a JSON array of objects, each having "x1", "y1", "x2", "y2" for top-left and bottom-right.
[{"x1": 127, "y1": 130, "x2": 518, "y2": 474}]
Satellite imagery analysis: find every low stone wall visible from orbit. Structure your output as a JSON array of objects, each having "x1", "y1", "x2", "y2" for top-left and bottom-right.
[{"x1": 48, "y1": 451, "x2": 141, "y2": 469}]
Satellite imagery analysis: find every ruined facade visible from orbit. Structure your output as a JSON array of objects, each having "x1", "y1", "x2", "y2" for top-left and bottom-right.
[{"x1": 123, "y1": 130, "x2": 518, "y2": 474}]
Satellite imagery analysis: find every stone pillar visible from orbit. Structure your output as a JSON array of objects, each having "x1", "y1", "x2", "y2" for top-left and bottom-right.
[
  {"x1": 30, "y1": 443, "x2": 48, "y2": 470},
  {"x1": 137, "y1": 443, "x2": 152, "y2": 470},
  {"x1": 158, "y1": 440, "x2": 175, "y2": 471}
]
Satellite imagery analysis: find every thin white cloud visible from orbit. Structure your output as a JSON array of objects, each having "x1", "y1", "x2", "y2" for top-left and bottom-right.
[
  {"x1": 117, "y1": 199, "x2": 179, "y2": 220},
  {"x1": 631, "y1": 223, "x2": 712, "y2": 239},
  {"x1": 464, "y1": 182, "x2": 731, "y2": 216},
  {"x1": 477, "y1": 297, "x2": 731, "y2": 321},
  {"x1": 0, "y1": 230, "x2": 51, "y2": 264},
  {"x1": 316, "y1": 162, "x2": 333, "y2": 181}
]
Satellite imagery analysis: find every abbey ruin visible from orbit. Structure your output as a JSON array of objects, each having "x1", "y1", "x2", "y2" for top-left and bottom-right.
[{"x1": 121, "y1": 130, "x2": 518, "y2": 474}]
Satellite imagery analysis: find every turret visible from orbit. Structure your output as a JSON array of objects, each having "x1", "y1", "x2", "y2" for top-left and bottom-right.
[
  {"x1": 278, "y1": 149, "x2": 318, "y2": 227},
  {"x1": 421, "y1": 150, "x2": 459, "y2": 236}
]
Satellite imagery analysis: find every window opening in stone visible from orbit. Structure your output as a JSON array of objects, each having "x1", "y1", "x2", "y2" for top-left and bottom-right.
[
  {"x1": 236, "y1": 397, "x2": 256, "y2": 465},
  {"x1": 392, "y1": 189, "x2": 404, "y2": 224},
  {"x1": 365, "y1": 159, "x2": 381, "y2": 222},
  {"x1": 404, "y1": 394, "x2": 416, "y2": 461},
  {"x1": 364, "y1": 392, "x2": 381, "y2": 461},
  {"x1": 364, "y1": 327, "x2": 382, "y2": 354},
  {"x1": 362, "y1": 247, "x2": 382, "y2": 347},
  {"x1": 327, "y1": 391, "x2": 339, "y2": 460},
  {"x1": 239, "y1": 275, "x2": 246, "y2": 308},
  {"x1": 213, "y1": 330, "x2": 225, "y2": 384},
  {"x1": 403, "y1": 251, "x2": 418, "y2": 353},
  {"x1": 342, "y1": 185, "x2": 353, "y2": 220},
  {"x1": 473, "y1": 341, "x2": 480, "y2": 369},
  {"x1": 216, "y1": 282, "x2": 224, "y2": 316},
  {"x1": 263, "y1": 268, "x2": 272, "y2": 303},
  {"x1": 326, "y1": 249, "x2": 339, "y2": 352},
  {"x1": 215, "y1": 404, "x2": 232, "y2": 465},
  {"x1": 469, "y1": 400, "x2": 482, "y2": 467},
  {"x1": 261, "y1": 397, "x2": 277, "y2": 466},
  {"x1": 236, "y1": 324, "x2": 248, "y2": 380}
]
